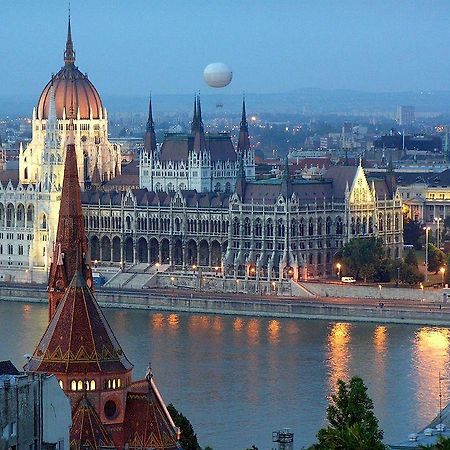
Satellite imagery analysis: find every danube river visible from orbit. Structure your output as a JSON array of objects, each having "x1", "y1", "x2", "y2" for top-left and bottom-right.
[{"x1": 1, "y1": 300, "x2": 450, "y2": 449}]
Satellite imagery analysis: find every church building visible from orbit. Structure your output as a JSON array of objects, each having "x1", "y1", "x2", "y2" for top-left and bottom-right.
[{"x1": 25, "y1": 118, "x2": 180, "y2": 450}]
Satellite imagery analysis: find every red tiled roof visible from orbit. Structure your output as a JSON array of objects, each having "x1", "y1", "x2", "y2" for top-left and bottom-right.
[
  {"x1": 121, "y1": 379, "x2": 179, "y2": 450},
  {"x1": 25, "y1": 272, "x2": 133, "y2": 374},
  {"x1": 71, "y1": 396, "x2": 115, "y2": 450}
]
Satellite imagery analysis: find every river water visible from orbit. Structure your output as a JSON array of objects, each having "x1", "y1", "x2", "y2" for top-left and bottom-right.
[{"x1": 1, "y1": 300, "x2": 450, "y2": 449}]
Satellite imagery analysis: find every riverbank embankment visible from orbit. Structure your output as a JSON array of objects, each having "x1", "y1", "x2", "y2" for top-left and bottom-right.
[{"x1": 1, "y1": 282, "x2": 450, "y2": 326}]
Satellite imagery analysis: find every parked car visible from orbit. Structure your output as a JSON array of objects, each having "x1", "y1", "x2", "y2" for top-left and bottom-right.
[{"x1": 341, "y1": 276, "x2": 356, "y2": 283}]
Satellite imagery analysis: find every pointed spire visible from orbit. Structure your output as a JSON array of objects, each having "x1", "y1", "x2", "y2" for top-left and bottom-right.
[
  {"x1": 144, "y1": 96, "x2": 157, "y2": 154},
  {"x1": 91, "y1": 161, "x2": 101, "y2": 187},
  {"x1": 192, "y1": 94, "x2": 206, "y2": 152},
  {"x1": 191, "y1": 94, "x2": 204, "y2": 134},
  {"x1": 237, "y1": 95, "x2": 250, "y2": 154},
  {"x1": 47, "y1": 112, "x2": 93, "y2": 320},
  {"x1": 197, "y1": 94, "x2": 203, "y2": 124},
  {"x1": 64, "y1": 10, "x2": 76, "y2": 65},
  {"x1": 240, "y1": 94, "x2": 248, "y2": 130}
]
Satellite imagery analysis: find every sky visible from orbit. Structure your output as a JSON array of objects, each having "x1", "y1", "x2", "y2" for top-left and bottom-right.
[{"x1": 1, "y1": 0, "x2": 450, "y2": 98}]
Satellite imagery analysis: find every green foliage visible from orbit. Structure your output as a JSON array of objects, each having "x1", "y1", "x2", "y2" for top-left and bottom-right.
[
  {"x1": 342, "y1": 238, "x2": 384, "y2": 282},
  {"x1": 428, "y1": 244, "x2": 446, "y2": 273},
  {"x1": 419, "y1": 435, "x2": 450, "y2": 449},
  {"x1": 308, "y1": 377, "x2": 386, "y2": 450},
  {"x1": 390, "y1": 258, "x2": 424, "y2": 285},
  {"x1": 404, "y1": 249, "x2": 419, "y2": 268},
  {"x1": 403, "y1": 219, "x2": 424, "y2": 250},
  {"x1": 167, "y1": 403, "x2": 201, "y2": 450}
]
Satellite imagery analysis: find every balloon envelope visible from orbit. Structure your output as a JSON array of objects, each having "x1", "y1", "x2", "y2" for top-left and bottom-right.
[{"x1": 203, "y1": 63, "x2": 233, "y2": 88}]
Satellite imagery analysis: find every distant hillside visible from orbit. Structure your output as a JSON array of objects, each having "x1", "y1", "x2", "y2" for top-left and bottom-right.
[{"x1": 2, "y1": 88, "x2": 450, "y2": 117}]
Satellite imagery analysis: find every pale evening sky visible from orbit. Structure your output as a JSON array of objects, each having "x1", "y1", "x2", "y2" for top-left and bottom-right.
[{"x1": 1, "y1": 0, "x2": 450, "y2": 98}]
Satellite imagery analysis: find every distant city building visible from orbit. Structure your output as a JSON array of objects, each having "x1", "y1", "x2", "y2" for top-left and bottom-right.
[
  {"x1": 397, "y1": 169, "x2": 450, "y2": 224},
  {"x1": 341, "y1": 122, "x2": 354, "y2": 150},
  {"x1": 0, "y1": 361, "x2": 71, "y2": 450},
  {"x1": 396, "y1": 105, "x2": 415, "y2": 126}
]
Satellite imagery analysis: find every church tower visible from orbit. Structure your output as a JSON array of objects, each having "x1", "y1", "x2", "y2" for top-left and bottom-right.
[
  {"x1": 47, "y1": 118, "x2": 93, "y2": 320},
  {"x1": 25, "y1": 117, "x2": 180, "y2": 448}
]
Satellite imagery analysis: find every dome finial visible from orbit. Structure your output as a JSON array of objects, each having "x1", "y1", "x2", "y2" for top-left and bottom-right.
[{"x1": 64, "y1": 6, "x2": 76, "y2": 65}]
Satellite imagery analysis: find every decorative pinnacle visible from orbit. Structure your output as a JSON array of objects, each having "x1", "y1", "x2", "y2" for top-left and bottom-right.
[{"x1": 64, "y1": 10, "x2": 76, "y2": 65}]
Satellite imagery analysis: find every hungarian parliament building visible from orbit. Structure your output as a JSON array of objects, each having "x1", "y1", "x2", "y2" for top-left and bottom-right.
[{"x1": 0, "y1": 21, "x2": 403, "y2": 283}]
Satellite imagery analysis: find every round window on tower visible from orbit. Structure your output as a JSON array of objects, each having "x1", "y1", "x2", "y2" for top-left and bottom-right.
[{"x1": 104, "y1": 400, "x2": 118, "y2": 419}]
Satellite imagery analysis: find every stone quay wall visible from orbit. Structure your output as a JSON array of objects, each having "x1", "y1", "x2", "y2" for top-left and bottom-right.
[{"x1": 1, "y1": 283, "x2": 450, "y2": 326}]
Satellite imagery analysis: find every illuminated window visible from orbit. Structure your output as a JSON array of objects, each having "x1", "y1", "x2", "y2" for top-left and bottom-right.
[
  {"x1": 77, "y1": 380, "x2": 83, "y2": 391},
  {"x1": 117, "y1": 378, "x2": 121, "y2": 388},
  {"x1": 58, "y1": 380, "x2": 64, "y2": 389},
  {"x1": 90, "y1": 380, "x2": 96, "y2": 391},
  {"x1": 71, "y1": 380, "x2": 77, "y2": 391}
]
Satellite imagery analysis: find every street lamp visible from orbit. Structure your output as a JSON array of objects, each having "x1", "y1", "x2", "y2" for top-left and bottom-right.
[
  {"x1": 420, "y1": 282, "x2": 424, "y2": 302},
  {"x1": 336, "y1": 263, "x2": 341, "y2": 280},
  {"x1": 435, "y1": 217, "x2": 442, "y2": 249},
  {"x1": 424, "y1": 226, "x2": 431, "y2": 282},
  {"x1": 378, "y1": 284, "x2": 382, "y2": 299},
  {"x1": 440, "y1": 266, "x2": 446, "y2": 287}
]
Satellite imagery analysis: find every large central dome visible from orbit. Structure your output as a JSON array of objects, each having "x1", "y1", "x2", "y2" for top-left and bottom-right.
[{"x1": 36, "y1": 18, "x2": 103, "y2": 120}]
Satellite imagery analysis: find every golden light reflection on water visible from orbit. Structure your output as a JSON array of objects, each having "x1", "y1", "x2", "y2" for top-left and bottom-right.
[
  {"x1": 188, "y1": 315, "x2": 211, "y2": 334},
  {"x1": 414, "y1": 327, "x2": 450, "y2": 426},
  {"x1": 327, "y1": 322, "x2": 351, "y2": 396},
  {"x1": 152, "y1": 313, "x2": 164, "y2": 330},
  {"x1": 212, "y1": 317, "x2": 224, "y2": 333},
  {"x1": 247, "y1": 319, "x2": 260, "y2": 345},
  {"x1": 233, "y1": 318, "x2": 244, "y2": 332},
  {"x1": 373, "y1": 326, "x2": 388, "y2": 409},
  {"x1": 22, "y1": 304, "x2": 32, "y2": 321},
  {"x1": 268, "y1": 320, "x2": 280, "y2": 344},
  {"x1": 167, "y1": 314, "x2": 179, "y2": 330},
  {"x1": 374, "y1": 325, "x2": 387, "y2": 352}
]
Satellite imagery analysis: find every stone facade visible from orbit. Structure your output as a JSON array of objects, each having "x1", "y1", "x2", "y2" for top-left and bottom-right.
[
  {"x1": 139, "y1": 96, "x2": 255, "y2": 194},
  {"x1": 0, "y1": 371, "x2": 71, "y2": 450},
  {"x1": 82, "y1": 164, "x2": 403, "y2": 281}
]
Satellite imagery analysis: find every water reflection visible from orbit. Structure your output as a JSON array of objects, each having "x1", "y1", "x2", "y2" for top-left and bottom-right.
[
  {"x1": 233, "y1": 317, "x2": 244, "y2": 332},
  {"x1": 1, "y1": 300, "x2": 445, "y2": 450},
  {"x1": 247, "y1": 319, "x2": 260, "y2": 345},
  {"x1": 267, "y1": 320, "x2": 280, "y2": 344},
  {"x1": 414, "y1": 327, "x2": 450, "y2": 426},
  {"x1": 327, "y1": 322, "x2": 351, "y2": 395}
]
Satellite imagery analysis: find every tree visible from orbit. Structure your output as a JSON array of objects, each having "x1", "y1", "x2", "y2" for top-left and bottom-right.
[
  {"x1": 167, "y1": 403, "x2": 201, "y2": 450},
  {"x1": 342, "y1": 238, "x2": 384, "y2": 282},
  {"x1": 404, "y1": 248, "x2": 419, "y2": 268},
  {"x1": 403, "y1": 219, "x2": 424, "y2": 250},
  {"x1": 428, "y1": 244, "x2": 446, "y2": 273},
  {"x1": 308, "y1": 377, "x2": 386, "y2": 450},
  {"x1": 419, "y1": 435, "x2": 450, "y2": 449}
]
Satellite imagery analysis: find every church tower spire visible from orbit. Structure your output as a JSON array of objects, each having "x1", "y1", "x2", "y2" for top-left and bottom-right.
[
  {"x1": 64, "y1": 11, "x2": 76, "y2": 65},
  {"x1": 144, "y1": 96, "x2": 157, "y2": 154},
  {"x1": 47, "y1": 118, "x2": 93, "y2": 320},
  {"x1": 192, "y1": 95, "x2": 206, "y2": 152},
  {"x1": 237, "y1": 95, "x2": 250, "y2": 154}
]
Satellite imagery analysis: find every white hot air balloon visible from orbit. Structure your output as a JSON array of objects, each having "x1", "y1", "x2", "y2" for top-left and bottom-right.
[{"x1": 203, "y1": 62, "x2": 233, "y2": 88}]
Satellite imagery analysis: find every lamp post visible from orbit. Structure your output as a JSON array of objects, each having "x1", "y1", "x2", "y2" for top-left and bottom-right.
[
  {"x1": 424, "y1": 226, "x2": 430, "y2": 282},
  {"x1": 420, "y1": 282, "x2": 424, "y2": 302},
  {"x1": 440, "y1": 266, "x2": 446, "y2": 287},
  {"x1": 336, "y1": 263, "x2": 341, "y2": 280},
  {"x1": 435, "y1": 217, "x2": 442, "y2": 250},
  {"x1": 378, "y1": 284, "x2": 382, "y2": 299}
]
